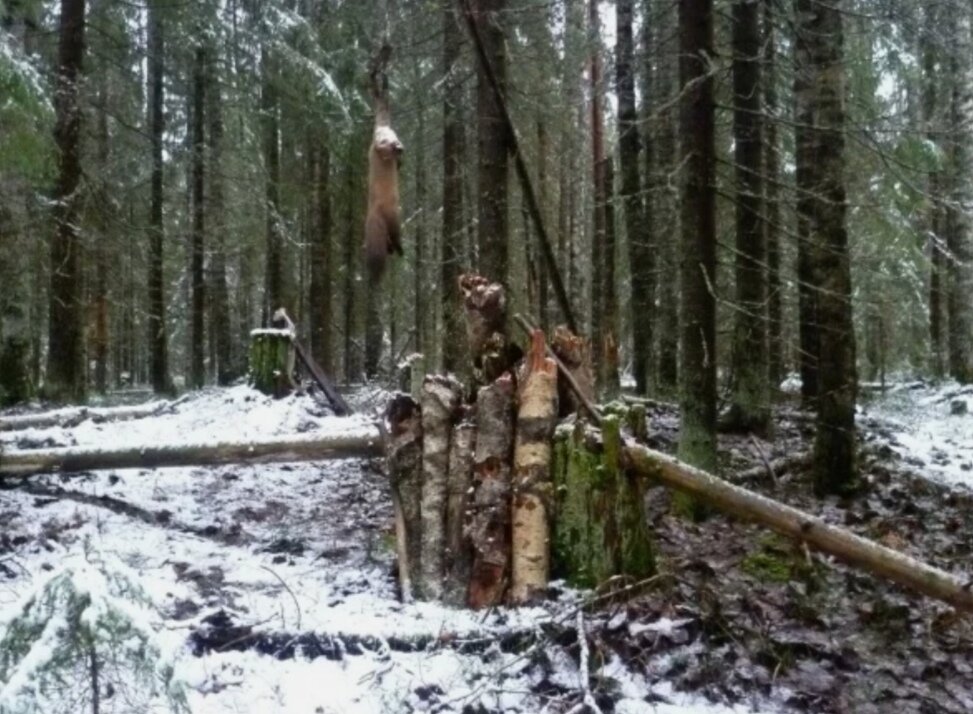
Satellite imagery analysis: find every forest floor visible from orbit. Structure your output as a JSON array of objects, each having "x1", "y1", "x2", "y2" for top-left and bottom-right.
[{"x1": 0, "y1": 381, "x2": 971, "y2": 713}]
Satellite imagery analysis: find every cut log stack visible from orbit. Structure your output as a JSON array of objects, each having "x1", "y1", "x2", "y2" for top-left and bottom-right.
[{"x1": 387, "y1": 274, "x2": 575, "y2": 608}]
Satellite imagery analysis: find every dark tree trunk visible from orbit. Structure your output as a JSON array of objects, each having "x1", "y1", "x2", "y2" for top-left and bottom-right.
[
  {"x1": 262, "y1": 46, "x2": 283, "y2": 321},
  {"x1": 726, "y1": 0, "x2": 769, "y2": 434},
  {"x1": 147, "y1": 0, "x2": 168, "y2": 394},
  {"x1": 93, "y1": 74, "x2": 110, "y2": 394},
  {"x1": 794, "y1": 7, "x2": 818, "y2": 406},
  {"x1": 922, "y1": 4, "x2": 944, "y2": 378},
  {"x1": 474, "y1": 0, "x2": 509, "y2": 284},
  {"x1": 441, "y1": 0, "x2": 466, "y2": 373},
  {"x1": 618, "y1": 0, "x2": 652, "y2": 396},
  {"x1": 946, "y1": 6, "x2": 973, "y2": 384},
  {"x1": 414, "y1": 101, "x2": 427, "y2": 357},
  {"x1": 589, "y1": 0, "x2": 618, "y2": 397},
  {"x1": 652, "y1": 0, "x2": 678, "y2": 394},
  {"x1": 47, "y1": 0, "x2": 87, "y2": 403},
  {"x1": 677, "y1": 0, "x2": 718, "y2": 483},
  {"x1": 309, "y1": 137, "x2": 334, "y2": 375},
  {"x1": 763, "y1": 0, "x2": 783, "y2": 391},
  {"x1": 796, "y1": 0, "x2": 857, "y2": 494},
  {"x1": 190, "y1": 45, "x2": 206, "y2": 390},
  {"x1": 207, "y1": 44, "x2": 233, "y2": 385}
]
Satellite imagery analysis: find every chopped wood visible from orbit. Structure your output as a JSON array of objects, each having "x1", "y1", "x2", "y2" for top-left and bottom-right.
[
  {"x1": 0, "y1": 431, "x2": 382, "y2": 478},
  {"x1": 467, "y1": 373, "x2": 516, "y2": 608},
  {"x1": 625, "y1": 441, "x2": 973, "y2": 613},
  {"x1": 460, "y1": 275, "x2": 521, "y2": 384},
  {"x1": 510, "y1": 330, "x2": 559, "y2": 604},
  {"x1": 386, "y1": 394, "x2": 424, "y2": 602},
  {"x1": 443, "y1": 408, "x2": 476, "y2": 607},
  {"x1": 418, "y1": 375, "x2": 463, "y2": 600}
]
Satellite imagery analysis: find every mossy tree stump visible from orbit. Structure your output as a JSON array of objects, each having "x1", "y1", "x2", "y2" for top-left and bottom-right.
[
  {"x1": 551, "y1": 414, "x2": 654, "y2": 588},
  {"x1": 249, "y1": 329, "x2": 295, "y2": 397}
]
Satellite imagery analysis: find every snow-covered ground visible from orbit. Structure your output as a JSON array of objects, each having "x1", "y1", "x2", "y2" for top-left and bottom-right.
[
  {"x1": 0, "y1": 386, "x2": 773, "y2": 713},
  {"x1": 863, "y1": 380, "x2": 973, "y2": 490}
]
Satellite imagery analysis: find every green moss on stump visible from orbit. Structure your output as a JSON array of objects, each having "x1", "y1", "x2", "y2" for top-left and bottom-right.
[
  {"x1": 249, "y1": 331, "x2": 294, "y2": 397},
  {"x1": 552, "y1": 414, "x2": 654, "y2": 588}
]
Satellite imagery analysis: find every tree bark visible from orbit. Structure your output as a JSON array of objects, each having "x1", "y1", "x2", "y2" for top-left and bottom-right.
[
  {"x1": 262, "y1": 46, "x2": 284, "y2": 321},
  {"x1": 0, "y1": 431, "x2": 383, "y2": 478},
  {"x1": 147, "y1": 0, "x2": 169, "y2": 394},
  {"x1": 797, "y1": 0, "x2": 857, "y2": 494},
  {"x1": 618, "y1": 0, "x2": 653, "y2": 396},
  {"x1": 443, "y1": 411, "x2": 476, "y2": 607},
  {"x1": 726, "y1": 0, "x2": 769, "y2": 434},
  {"x1": 551, "y1": 325, "x2": 596, "y2": 418},
  {"x1": 473, "y1": 0, "x2": 509, "y2": 285},
  {"x1": 207, "y1": 44, "x2": 233, "y2": 385},
  {"x1": 946, "y1": 5, "x2": 973, "y2": 384},
  {"x1": 625, "y1": 442, "x2": 973, "y2": 613},
  {"x1": 677, "y1": 0, "x2": 718, "y2": 496},
  {"x1": 47, "y1": 0, "x2": 87, "y2": 403},
  {"x1": 190, "y1": 45, "x2": 207, "y2": 390},
  {"x1": 387, "y1": 394, "x2": 423, "y2": 602},
  {"x1": 309, "y1": 135, "x2": 334, "y2": 376},
  {"x1": 763, "y1": 0, "x2": 783, "y2": 391},
  {"x1": 418, "y1": 375, "x2": 463, "y2": 600},
  {"x1": 468, "y1": 373, "x2": 515, "y2": 608},
  {"x1": 442, "y1": 1, "x2": 467, "y2": 374},
  {"x1": 510, "y1": 330, "x2": 558, "y2": 604}
]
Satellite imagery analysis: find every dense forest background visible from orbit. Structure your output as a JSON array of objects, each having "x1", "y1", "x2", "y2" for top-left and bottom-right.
[{"x1": 0, "y1": 0, "x2": 969, "y2": 492}]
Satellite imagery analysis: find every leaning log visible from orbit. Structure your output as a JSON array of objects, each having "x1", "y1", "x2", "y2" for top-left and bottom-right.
[
  {"x1": 510, "y1": 330, "x2": 559, "y2": 605},
  {"x1": 467, "y1": 373, "x2": 515, "y2": 609},
  {"x1": 625, "y1": 442, "x2": 973, "y2": 613},
  {"x1": 0, "y1": 430, "x2": 382, "y2": 478},
  {"x1": 418, "y1": 375, "x2": 463, "y2": 600}
]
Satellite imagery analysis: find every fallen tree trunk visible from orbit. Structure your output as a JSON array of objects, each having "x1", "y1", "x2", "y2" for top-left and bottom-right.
[
  {"x1": 0, "y1": 430, "x2": 382, "y2": 478},
  {"x1": 0, "y1": 403, "x2": 169, "y2": 432},
  {"x1": 625, "y1": 442, "x2": 973, "y2": 613}
]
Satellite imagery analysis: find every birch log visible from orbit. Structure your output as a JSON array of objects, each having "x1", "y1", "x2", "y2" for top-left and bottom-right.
[
  {"x1": 418, "y1": 375, "x2": 463, "y2": 600},
  {"x1": 510, "y1": 330, "x2": 559, "y2": 604},
  {"x1": 443, "y1": 409, "x2": 476, "y2": 607},
  {"x1": 468, "y1": 373, "x2": 516, "y2": 608},
  {"x1": 386, "y1": 394, "x2": 423, "y2": 602},
  {"x1": 625, "y1": 442, "x2": 973, "y2": 613}
]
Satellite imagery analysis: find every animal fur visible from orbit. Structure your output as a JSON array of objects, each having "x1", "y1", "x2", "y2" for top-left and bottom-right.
[{"x1": 364, "y1": 122, "x2": 404, "y2": 280}]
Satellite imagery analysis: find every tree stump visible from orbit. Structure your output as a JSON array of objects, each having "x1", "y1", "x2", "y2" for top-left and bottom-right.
[
  {"x1": 551, "y1": 413, "x2": 654, "y2": 588},
  {"x1": 386, "y1": 394, "x2": 424, "y2": 602},
  {"x1": 249, "y1": 329, "x2": 295, "y2": 397},
  {"x1": 443, "y1": 409, "x2": 476, "y2": 607}
]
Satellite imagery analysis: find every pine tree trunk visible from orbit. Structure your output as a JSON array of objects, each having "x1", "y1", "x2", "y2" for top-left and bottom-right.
[
  {"x1": 93, "y1": 74, "x2": 110, "y2": 395},
  {"x1": 207, "y1": 48, "x2": 233, "y2": 385},
  {"x1": 796, "y1": 0, "x2": 857, "y2": 494},
  {"x1": 190, "y1": 45, "x2": 207, "y2": 390},
  {"x1": 342, "y1": 144, "x2": 362, "y2": 383},
  {"x1": 726, "y1": 0, "x2": 769, "y2": 434},
  {"x1": 441, "y1": 1, "x2": 466, "y2": 374},
  {"x1": 794, "y1": 8, "x2": 819, "y2": 406},
  {"x1": 677, "y1": 0, "x2": 718, "y2": 494},
  {"x1": 262, "y1": 46, "x2": 284, "y2": 321},
  {"x1": 474, "y1": 0, "x2": 509, "y2": 284},
  {"x1": 147, "y1": 0, "x2": 168, "y2": 395},
  {"x1": 47, "y1": 0, "x2": 87, "y2": 403},
  {"x1": 946, "y1": 6, "x2": 973, "y2": 384},
  {"x1": 618, "y1": 0, "x2": 652, "y2": 396},
  {"x1": 652, "y1": 0, "x2": 679, "y2": 394},
  {"x1": 763, "y1": 0, "x2": 783, "y2": 391},
  {"x1": 309, "y1": 137, "x2": 334, "y2": 376}
]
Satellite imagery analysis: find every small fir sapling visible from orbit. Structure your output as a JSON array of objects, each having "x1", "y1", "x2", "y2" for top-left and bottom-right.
[{"x1": 0, "y1": 542, "x2": 188, "y2": 714}]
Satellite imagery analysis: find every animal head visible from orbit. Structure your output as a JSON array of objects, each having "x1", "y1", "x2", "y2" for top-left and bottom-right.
[{"x1": 373, "y1": 126, "x2": 404, "y2": 162}]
